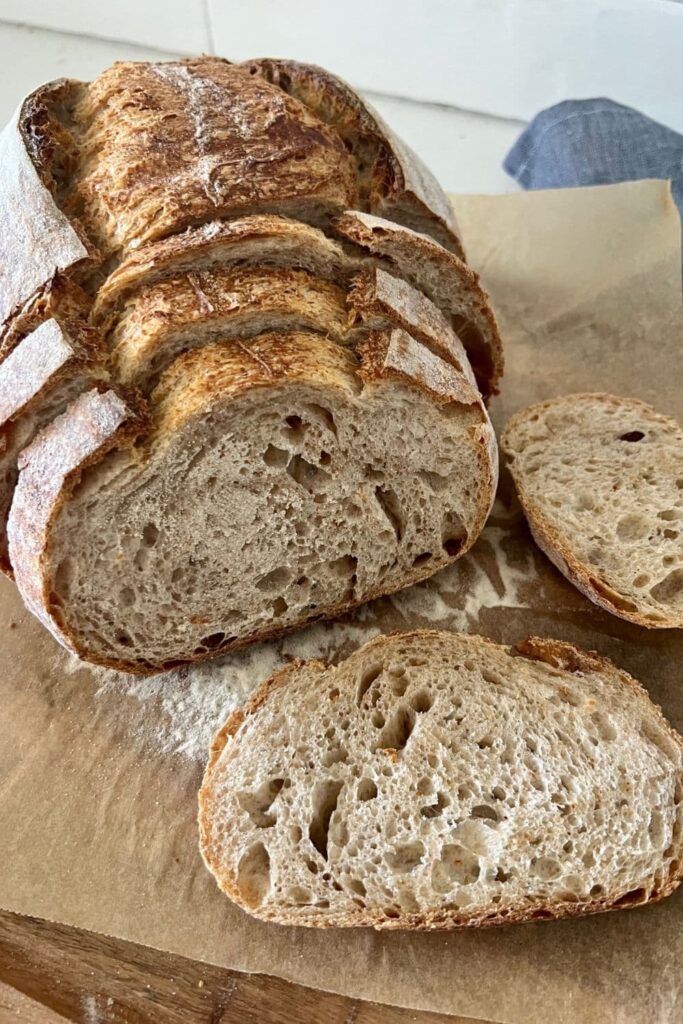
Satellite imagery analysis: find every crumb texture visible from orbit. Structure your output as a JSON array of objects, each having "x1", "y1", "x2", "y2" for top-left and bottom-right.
[
  {"x1": 45, "y1": 335, "x2": 492, "y2": 669},
  {"x1": 502, "y1": 394, "x2": 683, "y2": 627},
  {"x1": 199, "y1": 631, "x2": 683, "y2": 928}
]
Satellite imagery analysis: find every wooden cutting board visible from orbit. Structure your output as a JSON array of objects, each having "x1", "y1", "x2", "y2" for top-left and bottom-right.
[{"x1": 0, "y1": 912, "x2": 481, "y2": 1024}]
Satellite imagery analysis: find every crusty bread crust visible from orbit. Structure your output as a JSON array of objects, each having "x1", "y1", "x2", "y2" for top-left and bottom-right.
[
  {"x1": 0, "y1": 83, "x2": 92, "y2": 328},
  {"x1": 198, "y1": 630, "x2": 683, "y2": 930},
  {"x1": 243, "y1": 59, "x2": 464, "y2": 257},
  {"x1": 502, "y1": 393, "x2": 683, "y2": 629}
]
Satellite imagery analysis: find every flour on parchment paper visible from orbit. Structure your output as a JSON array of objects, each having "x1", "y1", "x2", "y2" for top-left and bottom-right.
[{"x1": 69, "y1": 500, "x2": 529, "y2": 763}]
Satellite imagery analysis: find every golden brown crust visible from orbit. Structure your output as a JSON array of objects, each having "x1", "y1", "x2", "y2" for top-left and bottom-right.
[
  {"x1": 110, "y1": 266, "x2": 351, "y2": 390},
  {"x1": 243, "y1": 59, "x2": 464, "y2": 257},
  {"x1": 69, "y1": 58, "x2": 358, "y2": 257},
  {"x1": 92, "y1": 215, "x2": 354, "y2": 325},
  {"x1": 0, "y1": 81, "x2": 94, "y2": 328},
  {"x1": 348, "y1": 267, "x2": 476, "y2": 383},
  {"x1": 502, "y1": 393, "x2": 683, "y2": 629},
  {"x1": 199, "y1": 630, "x2": 683, "y2": 930}
]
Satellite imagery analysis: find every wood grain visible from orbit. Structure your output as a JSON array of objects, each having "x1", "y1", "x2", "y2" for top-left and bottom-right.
[{"x1": 0, "y1": 911, "x2": 482, "y2": 1024}]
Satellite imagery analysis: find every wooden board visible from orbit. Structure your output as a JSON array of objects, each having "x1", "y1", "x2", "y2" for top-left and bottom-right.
[{"x1": 0, "y1": 911, "x2": 481, "y2": 1023}]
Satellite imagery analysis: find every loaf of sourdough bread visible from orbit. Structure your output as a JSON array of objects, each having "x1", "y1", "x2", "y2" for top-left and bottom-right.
[
  {"x1": 0, "y1": 57, "x2": 502, "y2": 671},
  {"x1": 199, "y1": 630, "x2": 683, "y2": 929}
]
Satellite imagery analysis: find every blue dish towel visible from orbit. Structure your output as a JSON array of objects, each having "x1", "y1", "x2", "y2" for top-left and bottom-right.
[{"x1": 504, "y1": 98, "x2": 683, "y2": 219}]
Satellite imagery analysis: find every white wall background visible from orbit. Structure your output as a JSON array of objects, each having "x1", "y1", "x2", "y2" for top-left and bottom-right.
[
  {"x1": 0, "y1": 1, "x2": 680, "y2": 193},
  {"x1": 1, "y1": 0, "x2": 682, "y2": 130}
]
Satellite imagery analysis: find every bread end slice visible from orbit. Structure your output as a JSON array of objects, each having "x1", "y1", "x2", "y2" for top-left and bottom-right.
[{"x1": 502, "y1": 393, "x2": 683, "y2": 629}]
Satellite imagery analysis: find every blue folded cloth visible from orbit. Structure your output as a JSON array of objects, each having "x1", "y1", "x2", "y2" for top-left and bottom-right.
[{"x1": 504, "y1": 98, "x2": 683, "y2": 218}]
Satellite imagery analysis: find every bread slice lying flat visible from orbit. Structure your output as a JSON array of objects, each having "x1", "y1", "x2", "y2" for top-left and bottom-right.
[
  {"x1": 199, "y1": 630, "x2": 683, "y2": 930},
  {"x1": 9, "y1": 334, "x2": 495, "y2": 672},
  {"x1": 502, "y1": 394, "x2": 683, "y2": 628}
]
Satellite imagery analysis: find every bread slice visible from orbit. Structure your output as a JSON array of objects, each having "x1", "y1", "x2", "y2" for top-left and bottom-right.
[
  {"x1": 333, "y1": 211, "x2": 503, "y2": 398},
  {"x1": 502, "y1": 394, "x2": 683, "y2": 628},
  {"x1": 0, "y1": 317, "x2": 108, "y2": 573},
  {"x1": 9, "y1": 333, "x2": 495, "y2": 673},
  {"x1": 244, "y1": 59, "x2": 464, "y2": 257},
  {"x1": 198, "y1": 630, "x2": 683, "y2": 930}
]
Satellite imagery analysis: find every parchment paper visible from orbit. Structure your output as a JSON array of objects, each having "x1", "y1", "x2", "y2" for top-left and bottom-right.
[{"x1": 1, "y1": 181, "x2": 681, "y2": 1024}]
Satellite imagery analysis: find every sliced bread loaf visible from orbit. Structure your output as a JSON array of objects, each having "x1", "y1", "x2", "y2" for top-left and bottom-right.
[
  {"x1": 199, "y1": 630, "x2": 683, "y2": 929},
  {"x1": 93, "y1": 213, "x2": 499, "y2": 396},
  {"x1": 9, "y1": 334, "x2": 495, "y2": 672},
  {"x1": 502, "y1": 394, "x2": 683, "y2": 628},
  {"x1": 0, "y1": 58, "x2": 501, "y2": 667}
]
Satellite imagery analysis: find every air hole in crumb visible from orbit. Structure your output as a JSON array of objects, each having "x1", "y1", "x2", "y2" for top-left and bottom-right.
[
  {"x1": 271, "y1": 597, "x2": 288, "y2": 616},
  {"x1": 533, "y1": 857, "x2": 561, "y2": 881},
  {"x1": 372, "y1": 710, "x2": 385, "y2": 729},
  {"x1": 305, "y1": 403, "x2": 337, "y2": 436},
  {"x1": 262, "y1": 444, "x2": 289, "y2": 468},
  {"x1": 374, "y1": 486, "x2": 403, "y2": 542},
  {"x1": 286, "y1": 885, "x2": 312, "y2": 905},
  {"x1": 432, "y1": 844, "x2": 480, "y2": 891},
  {"x1": 410, "y1": 689, "x2": 433, "y2": 713},
  {"x1": 590, "y1": 710, "x2": 617, "y2": 741},
  {"x1": 357, "y1": 778, "x2": 377, "y2": 801},
  {"x1": 613, "y1": 887, "x2": 647, "y2": 907},
  {"x1": 471, "y1": 804, "x2": 499, "y2": 823},
  {"x1": 286, "y1": 453, "x2": 329, "y2": 492},
  {"x1": 322, "y1": 747, "x2": 347, "y2": 767},
  {"x1": 142, "y1": 522, "x2": 159, "y2": 547},
  {"x1": 237, "y1": 778, "x2": 284, "y2": 828},
  {"x1": 385, "y1": 841, "x2": 424, "y2": 874},
  {"x1": 377, "y1": 705, "x2": 415, "y2": 752},
  {"x1": 236, "y1": 842, "x2": 271, "y2": 908},
  {"x1": 421, "y1": 792, "x2": 449, "y2": 818},
  {"x1": 256, "y1": 566, "x2": 291, "y2": 592},
  {"x1": 416, "y1": 776, "x2": 433, "y2": 796},
  {"x1": 309, "y1": 780, "x2": 343, "y2": 860},
  {"x1": 200, "y1": 631, "x2": 225, "y2": 650},
  {"x1": 619, "y1": 430, "x2": 644, "y2": 442},
  {"x1": 357, "y1": 665, "x2": 382, "y2": 704},
  {"x1": 650, "y1": 568, "x2": 683, "y2": 603},
  {"x1": 412, "y1": 551, "x2": 432, "y2": 566}
]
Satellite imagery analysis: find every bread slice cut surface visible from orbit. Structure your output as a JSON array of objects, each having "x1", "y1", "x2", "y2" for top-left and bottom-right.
[
  {"x1": 9, "y1": 334, "x2": 495, "y2": 672},
  {"x1": 199, "y1": 630, "x2": 683, "y2": 929},
  {"x1": 502, "y1": 393, "x2": 683, "y2": 628}
]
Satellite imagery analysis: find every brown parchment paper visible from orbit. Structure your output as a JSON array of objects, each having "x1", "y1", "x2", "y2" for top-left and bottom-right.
[{"x1": 0, "y1": 180, "x2": 681, "y2": 1024}]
